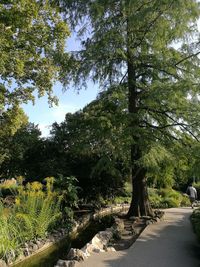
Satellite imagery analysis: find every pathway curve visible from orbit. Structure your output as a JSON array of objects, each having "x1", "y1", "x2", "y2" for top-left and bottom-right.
[{"x1": 77, "y1": 207, "x2": 200, "y2": 267}]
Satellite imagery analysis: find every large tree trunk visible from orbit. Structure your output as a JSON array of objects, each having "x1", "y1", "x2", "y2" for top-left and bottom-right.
[
  {"x1": 127, "y1": 163, "x2": 153, "y2": 217},
  {"x1": 126, "y1": 13, "x2": 153, "y2": 217}
]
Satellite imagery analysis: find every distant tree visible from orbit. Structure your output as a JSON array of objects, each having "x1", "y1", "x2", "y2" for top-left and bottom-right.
[
  {"x1": 49, "y1": 87, "x2": 130, "y2": 199},
  {"x1": 0, "y1": 106, "x2": 28, "y2": 172},
  {"x1": 0, "y1": 122, "x2": 41, "y2": 179},
  {"x1": 57, "y1": 0, "x2": 200, "y2": 216}
]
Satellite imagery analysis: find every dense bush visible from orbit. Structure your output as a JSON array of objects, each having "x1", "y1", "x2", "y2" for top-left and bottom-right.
[
  {"x1": 149, "y1": 188, "x2": 190, "y2": 209},
  {"x1": 193, "y1": 182, "x2": 200, "y2": 200},
  {"x1": 191, "y1": 208, "x2": 200, "y2": 240}
]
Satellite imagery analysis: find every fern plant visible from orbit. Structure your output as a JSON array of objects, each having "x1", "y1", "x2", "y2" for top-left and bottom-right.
[
  {"x1": 0, "y1": 178, "x2": 67, "y2": 262},
  {"x1": 0, "y1": 200, "x2": 23, "y2": 262},
  {"x1": 14, "y1": 179, "x2": 62, "y2": 239}
]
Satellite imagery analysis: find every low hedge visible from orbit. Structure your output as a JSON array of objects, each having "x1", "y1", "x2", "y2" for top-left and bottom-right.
[
  {"x1": 149, "y1": 188, "x2": 190, "y2": 209},
  {"x1": 191, "y1": 208, "x2": 200, "y2": 240}
]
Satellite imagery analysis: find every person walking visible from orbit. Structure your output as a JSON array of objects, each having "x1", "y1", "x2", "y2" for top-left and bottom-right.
[{"x1": 186, "y1": 183, "x2": 197, "y2": 209}]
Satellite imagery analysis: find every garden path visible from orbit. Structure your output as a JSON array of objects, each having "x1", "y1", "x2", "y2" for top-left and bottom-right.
[{"x1": 77, "y1": 208, "x2": 200, "y2": 267}]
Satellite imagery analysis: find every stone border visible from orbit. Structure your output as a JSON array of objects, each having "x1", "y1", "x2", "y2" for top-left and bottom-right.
[
  {"x1": 54, "y1": 217, "x2": 124, "y2": 267},
  {"x1": 10, "y1": 204, "x2": 130, "y2": 267}
]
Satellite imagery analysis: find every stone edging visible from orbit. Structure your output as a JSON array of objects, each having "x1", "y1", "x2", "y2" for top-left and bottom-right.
[{"x1": 9, "y1": 204, "x2": 130, "y2": 267}]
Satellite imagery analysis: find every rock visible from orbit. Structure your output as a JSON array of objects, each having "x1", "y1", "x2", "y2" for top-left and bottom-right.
[
  {"x1": 92, "y1": 247, "x2": 102, "y2": 253},
  {"x1": 82, "y1": 243, "x2": 97, "y2": 255},
  {"x1": 106, "y1": 246, "x2": 116, "y2": 252},
  {"x1": 91, "y1": 235, "x2": 104, "y2": 250},
  {"x1": 132, "y1": 227, "x2": 140, "y2": 235},
  {"x1": 81, "y1": 244, "x2": 91, "y2": 257},
  {"x1": 145, "y1": 220, "x2": 152, "y2": 225},
  {"x1": 81, "y1": 229, "x2": 113, "y2": 256},
  {"x1": 67, "y1": 248, "x2": 86, "y2": 261},
  {"x1": 57, "y1": 259, "x2": 67, "y2": 266},
  {"x1": 129, "y1": 216, "x2": 139, "y2": 221},
  {"x1": 32, "y1": 244, "x2": 38, "y2": 251},
  {"x1": 0, "y1": 260, "x2": 7, "y2": 267},
  {"x1": 96, "y1": 230, "x2": 113, "y2": 245},
  {"x1": 16, "y1": 253, "x2": 25, "y2": 262},
  {"x1": 24, "y1": 247, "x2": 30, "y2": 256},
  {"x1": 24, "y1": 242, "x2": 29, "y2": 248},
  {"x1": 36, "y1": 240, "x2": 43, "y2": 249},
  {"x1": 49, "y1": 236, "x2": 56, "y2": 242},
  {"x1": 113, "y1": 218, "x2": 124, "y2": 232}
]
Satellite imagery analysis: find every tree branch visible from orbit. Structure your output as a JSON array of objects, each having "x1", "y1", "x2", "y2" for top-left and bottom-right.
[{"x1": 175, "y1": 51, "x2": 200, "y2": 66}]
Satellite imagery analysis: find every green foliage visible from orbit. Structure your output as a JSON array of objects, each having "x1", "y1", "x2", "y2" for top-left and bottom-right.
[
  {"x1": 0, "y1": 106, "x2": 28, "y2": 168},
  {"x1": 15, "y1": 179, "x2": 62, "y2": 239},
  {"x1": 48, "y1": 88, "x2": 130, "y2": 201},
  {"x1": 104, "y1": 196, "x2": 131, "y2": 206},
  {"x1": 0, "y1": 0, "x2": 71, "y2": 178},
  {"x1": 0, "y1": 201, "x2": 22, "y2": 262},
  {"x1": 191, "y1": 208, "x2": 200, "y2": 240},
  {"x1": 0, "y1": 0, "x2": 70, "y2": 107},
  {"x1": 0, "y1": 180, "x2": 18, "y2": 197},
  {"x1": 148, "y1": 188, "x2": 163, "y2": 209},
  {"x1": 0, "y1": 123, "x2": 41, "y2": 179},
  {"x1": 54, "y1": 175, "x2": 79, "y2": 220},
  {"x1": 180, "y1": 194, "x2": 191, "y2": 207},
  {"x1": 193, "y1": 182, "x2": 200, "y2": 200},
  {"x1": 149, "y1": 188, "x2": 190, "y2": 209},
  {"x1": 0, "y1": 178, "x2": 64, "y2": 262}
]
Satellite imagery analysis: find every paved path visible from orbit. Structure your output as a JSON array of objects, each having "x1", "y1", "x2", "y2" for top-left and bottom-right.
[{"x1": 77, "y1": 208, "x2": 200, "y2": 267}]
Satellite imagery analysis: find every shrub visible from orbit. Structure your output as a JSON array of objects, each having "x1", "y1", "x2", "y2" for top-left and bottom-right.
[
  {"x1": 149, "y1": 188, "x2": 190, "y2": 209},
  {"x1": 148, "y1": 188, "x2": 162, "y2": 209},
  {"x1": 160, "y1": 197, "x2": 180, "y2": 208},
  {"x1": 191, "y1": 208, "x2": 200, "y2": 240},
  {"x1": 193, "y1": 182, "x2": 200, "y2": 200},
  {"x1": 180, "y1": 194, "x2": 191, "y2": 206}
]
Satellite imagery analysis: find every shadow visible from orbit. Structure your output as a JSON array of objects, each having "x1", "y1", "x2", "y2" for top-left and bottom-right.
[{"x1": 101, "y1": 209, "x2": 200, "y2": 267}]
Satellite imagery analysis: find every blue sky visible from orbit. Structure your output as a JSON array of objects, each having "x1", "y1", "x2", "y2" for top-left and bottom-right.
[
  {"x1": 22, "y1": 82, "x2": 99, "y2": 137},
  {"x1": 22, "y1": 32, "x2": 99, "y2": 137}
]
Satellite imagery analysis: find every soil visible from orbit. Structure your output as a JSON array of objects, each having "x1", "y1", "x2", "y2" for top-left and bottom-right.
[
  {"x1": 111, "y1": 217, "x2": 146, "y2": 250},
  {"x1": 111, "y1": 211, "x2": 164, "y2": 251}
]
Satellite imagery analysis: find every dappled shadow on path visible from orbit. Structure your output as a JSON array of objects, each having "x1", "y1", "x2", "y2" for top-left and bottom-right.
[{"x1": 101, "y1": 208, "x2": 200, "y2": 267}]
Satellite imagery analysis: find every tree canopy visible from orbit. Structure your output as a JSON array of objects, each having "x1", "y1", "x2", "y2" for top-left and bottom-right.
[{"x1": 0, "y1": 0, "x2": 70, "y2": 108}]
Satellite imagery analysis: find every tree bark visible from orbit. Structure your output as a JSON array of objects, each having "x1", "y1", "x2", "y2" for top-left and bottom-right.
[{"x1": 126, "y1": 12, "x2": 153, "y2": 217}]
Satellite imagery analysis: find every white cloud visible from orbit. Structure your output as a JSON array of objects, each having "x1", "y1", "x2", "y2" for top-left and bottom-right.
[
  {"x1": 51, "y1": 103, "x2": 78, "y2": 122},
  {"x1": 38, "y1": 123, "x2": 51, "y2": 137},
  {"x1": 38, "y1": 103, "x2": 80, "y2": 137}
]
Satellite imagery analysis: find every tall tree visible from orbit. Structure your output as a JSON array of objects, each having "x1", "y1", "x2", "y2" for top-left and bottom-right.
[{"x1": 58, "y1": 0, "x2": 200, "y2": 216}]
